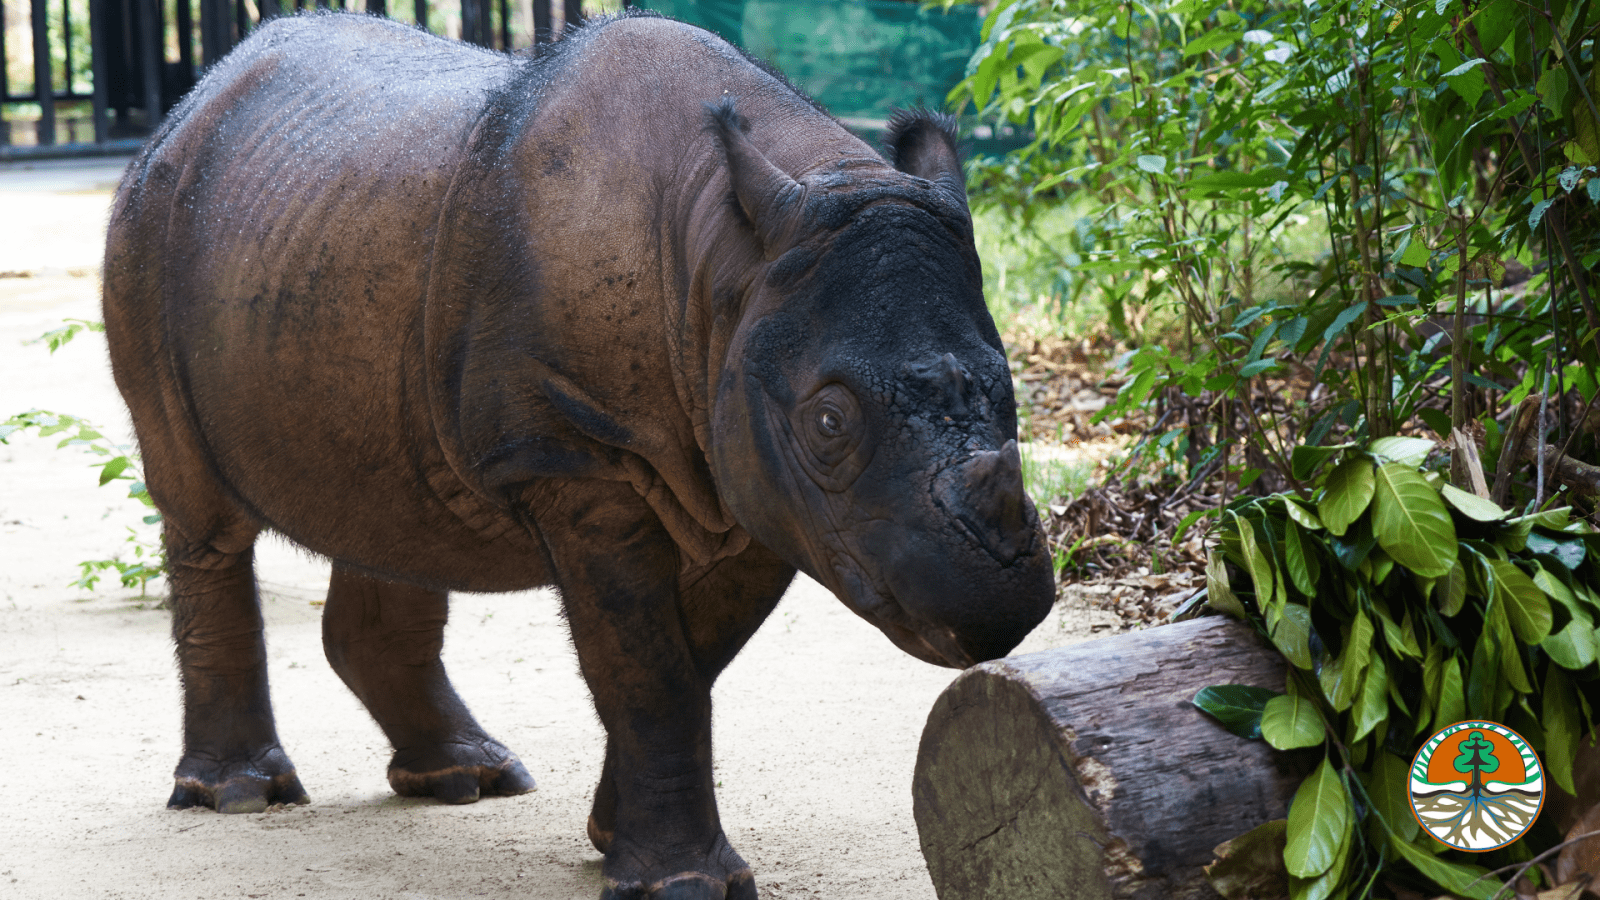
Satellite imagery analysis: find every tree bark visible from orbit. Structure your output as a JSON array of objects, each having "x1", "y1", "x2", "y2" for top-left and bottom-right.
[{"x1": 912, "y1": 616, "x2": 1313, "y2": 900}]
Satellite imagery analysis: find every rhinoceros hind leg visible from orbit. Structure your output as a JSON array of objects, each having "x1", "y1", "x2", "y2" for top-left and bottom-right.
[
  {"x1": 321, "y1": 564, "x2": 535, "y2": 804},
  {"x1": 166, "y1": 540, "x2": 309, "y2": 814}
]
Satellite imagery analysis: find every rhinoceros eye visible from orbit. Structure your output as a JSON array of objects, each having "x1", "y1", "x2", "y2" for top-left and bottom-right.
[
  {"x1": 794, "y1": 383, "x2": 871, "y2": 491},
  {"x1": 818, "y1": 409, "x2": 843, "y2": 436}
]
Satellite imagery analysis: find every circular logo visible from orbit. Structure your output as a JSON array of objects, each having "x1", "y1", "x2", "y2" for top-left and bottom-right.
[{"x1": 1408, "y1": 721, "x2": 1545, "y2": 851}]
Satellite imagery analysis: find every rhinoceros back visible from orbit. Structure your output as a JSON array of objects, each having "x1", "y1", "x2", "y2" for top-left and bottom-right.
[{"x1": 103, "y1": 14, "x2": 551, "y2": 586}]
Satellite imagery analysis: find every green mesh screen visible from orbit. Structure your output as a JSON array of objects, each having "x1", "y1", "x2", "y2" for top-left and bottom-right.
[{"x1": 634, "y1": 0, "x2": 981, "y2": 131}]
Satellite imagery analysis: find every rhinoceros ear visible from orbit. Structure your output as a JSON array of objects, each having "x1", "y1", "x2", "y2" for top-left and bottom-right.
[
  {"x1": 705, "y1": 98, "x2": 808, "y2": 252},
  {"x1": 882, "y1": 109, "x2": 968, "y2": 210}
]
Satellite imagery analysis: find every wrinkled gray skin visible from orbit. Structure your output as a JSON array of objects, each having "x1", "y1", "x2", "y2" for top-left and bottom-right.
[{"x1": 101, "y1": 10, "x2": 1054, "y2": 899}]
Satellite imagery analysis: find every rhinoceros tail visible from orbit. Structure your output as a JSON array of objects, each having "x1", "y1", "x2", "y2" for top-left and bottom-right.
[{"x1": 882, "y1": 109, "x2": 968, "y2": 209}]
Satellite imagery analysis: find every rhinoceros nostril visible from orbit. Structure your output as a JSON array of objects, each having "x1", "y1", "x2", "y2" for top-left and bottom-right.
[{"x1": 937, "y1": 439, "x2": 1032, "y2": 565}]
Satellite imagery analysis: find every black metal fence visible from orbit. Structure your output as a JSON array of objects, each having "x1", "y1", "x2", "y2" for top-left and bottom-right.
[{"x1": 0, "y1": 0, "x2": 589, "y2": 157}]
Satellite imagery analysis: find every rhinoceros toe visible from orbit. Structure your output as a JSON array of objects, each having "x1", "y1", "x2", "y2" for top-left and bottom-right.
[
  {"x1": 602, "y1": 870, "x2": 755, "y2": 900},
  {"x1": 167, "y1": 747, "x2": 309, "y2": 813},
  {"x1": 386, "y1": 739, "x2": 535, "y2": 804}
]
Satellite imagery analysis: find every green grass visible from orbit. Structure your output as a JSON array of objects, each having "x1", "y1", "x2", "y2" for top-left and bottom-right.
[{"x1": 1020, "y1": 443, "x2": 1095, "y2": 507}]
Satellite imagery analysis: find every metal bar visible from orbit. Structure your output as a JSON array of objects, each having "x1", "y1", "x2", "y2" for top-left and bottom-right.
[
  {"x1": 414, "y1": 0, "x2": 427, "y2": 32},
  {"x1": 138, "y1": 0, "x2": 160, "y2": 123},
  {"x1": 259, "y1": 0, "x2": 280, "y2": 18},
  {"x1": 563, "y1": 0, "x2": 579, "y2": 34},
  {"x1": 62, "y1": 0, "x2": 73, "y2": 94},
  {"x1": 0, "y1": 0, "x2": 8, "y2": 104},
  {"x1": 364, "y1": 0, "x2": 383, "y2": 15},
  {"x1": 90, "y1": 0, "x2": 109, "y2": 141},
  {"x1": 178, "y1": 0, "x2": 195, "y2": 73},
  {"x1": 464, "y1": 0, "x2": 488, "y2": 45},
  {"x1": 201, "y1": 0, "x2": 232, "y2": 66},
  {"x1": 532, "y1": 0, "x2": 548, "y2": 42},
  {"x1": 32, "y1": 0, "x2": 57, "y2": 145},
  {"x1": 498, "y1": 0, "x2": 508, "y2": 49}
]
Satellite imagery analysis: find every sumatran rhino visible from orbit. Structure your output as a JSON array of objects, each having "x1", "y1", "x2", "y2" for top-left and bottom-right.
[{"x1": 102, "y1": 10, "x2": 1053, "y2": 899}]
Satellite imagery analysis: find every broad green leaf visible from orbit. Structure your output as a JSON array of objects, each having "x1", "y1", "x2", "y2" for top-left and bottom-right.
[
  {"x1": 1435, "y1": 654, "x2": 1466, "y2": 732},
  {"x1": 1271, "y1": 604, "x2": 1315, "y2": 670},
  {"x1": 1136, "y1": 154, "x2": 1167, "y2": 174},
  {"x1": 1545, "y1": 666, "x2": 1580, "y2": 795},
  {"x1": 1468, "y1": 621, "x2": 1503, "y2": 719},
  {"x1": 1319, "y1": 649, "x2": 1358, "y2": 713},
  {"x1": 1287, "y1": 842, "x2": 1347, "y2": 900},
  {"x1": 1364, "y1": 548, "x2": 1395, "y2": 585},
  {"x1": 1533, "y1": 563, "x2": 1580, "y2": 609},
  {"x1": 1285, "y1": 759, "x2": 1352, "y2": 878},
  {"x1": 1436, "y1": 559, "x2": 1467, "y2": 616},
  {"x1": 1208, "y1": 552, "x2": 1247, "y2": 618},
  {"x1": 1371, "y1": 463, "x2": 1456, "y2": 577},
  {"x1": 1291, "y1": 445, "x2": 1350, "y2": 483},
  {"x1": 1193, "y1": 684, "x2": 1279, "y2": 740},
  {"x1": 1352, "y1": 655, "x2": 1389, "y2": 742},
  {"x1": 1440, "y1": 483, "x2": 1508, "y2": 521},
  {"x1": 1374, "y1": 600, "x2": 1422, "y2": 659},
  {"x1": 1366, "y1": 750, "x2": 1418, "y2": 843},
  {"x1": 1496, "y1": 614, "x2": 1533, "y2": 695},
  {"x1": 1542, "y1": 612, "x2": 1598, "y2": 670},
  {"x1": 1368, "y1": 436, "x2": 1434, "y2": 468},
  {"x1": 97, "y1": 456, "x2": 131, "y2": 486},
  {"x1": 1285, "y1": 519, "x2": 1319, "y2": 597},
  {"x1": 1320, "y1": 460, "x2": 1376, "y2": 537},
  {"x1": 1510, "y1": 507, "x2": 1573, "y2": 530},
  {"x1": 1329, "y1": 518, "x2": 1378, "y2": 571},
  {"x1": 1490, "y1": 559, "x2": 1553, "y2": 643},
  {"x1": 1235, "y1": 512, "x2": 1276, "y2": 608},
  {"x1": 1184, "y1": 28, "x2": 1242, "y2": 56},
  {"x1": 1262, "y1": 690, "x2": 1325, "y2": 749},
  {"x1": 1346, "y1": 611, "x2": 1374, "y2": 683},
  {"x1": 1527, "y1": 531, "x2": 1586, "y2": 569},
  {"x1": 1387, "y1": 834, "x2": 1497, "y2": 899},
  {"x1": 1285, "y1": 498, "x2": 1325, "y2": 530}
]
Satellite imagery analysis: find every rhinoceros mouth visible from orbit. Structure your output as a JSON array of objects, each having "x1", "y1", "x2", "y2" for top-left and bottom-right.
[{"x1": 829, "y1": 553, "x2": 975, "y2": 668}]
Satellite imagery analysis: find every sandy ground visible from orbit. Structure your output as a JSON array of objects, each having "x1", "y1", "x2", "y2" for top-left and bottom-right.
[{"x1": 0, "y1": 156, "x2": 1096, "y2": 899}]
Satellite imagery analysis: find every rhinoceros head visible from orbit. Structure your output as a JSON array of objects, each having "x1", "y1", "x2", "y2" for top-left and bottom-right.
[{"x1": 705, "y1": 102, "x2": 1055, "y2": 668}]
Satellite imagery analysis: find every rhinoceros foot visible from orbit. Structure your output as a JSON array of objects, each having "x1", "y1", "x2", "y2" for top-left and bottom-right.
[
  {"x1": 386, "y1": 738, "x2": 536, "y2": 804},
  {"x1": 167, "y1": 745, "x2": 309, "y2": 814},
  {"x1": 600, "y1": 833, "x2": 757, "y2": 900}
]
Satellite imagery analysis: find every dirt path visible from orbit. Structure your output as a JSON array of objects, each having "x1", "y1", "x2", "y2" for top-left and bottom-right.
[{"x1": 0, "y1": 157, "x2": 1095, "y2": 900}]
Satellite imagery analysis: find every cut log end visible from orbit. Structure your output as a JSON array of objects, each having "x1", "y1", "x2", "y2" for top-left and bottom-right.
[{"x1": 913, "y1": 616, "x2": 1313, "y2": 900}]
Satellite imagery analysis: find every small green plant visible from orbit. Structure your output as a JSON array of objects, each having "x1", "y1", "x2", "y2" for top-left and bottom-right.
[
  {"x1": 1193, "y1": 437, "x2": 1598, "y2": 898},
  {"x1": 6, "y1": 315, "x2": 166, "y2": 596},
  {"x1": 1, "y1": 410, "x2": 164, "y2": 596}
]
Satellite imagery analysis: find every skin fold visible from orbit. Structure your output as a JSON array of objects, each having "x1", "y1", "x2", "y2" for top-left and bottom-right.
[{"x1": 101, "y1": 10, "x2": 1054, "y2": 899}]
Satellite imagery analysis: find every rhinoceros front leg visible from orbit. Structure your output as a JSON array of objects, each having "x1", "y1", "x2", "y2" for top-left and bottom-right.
[
  {"x1": 321, "y1": 565, "x2": 536, "y2": 803},
  {"x1": 587, "y1": 545, "x2": 795, "y2": 858},
  {"x1": 166, "y1": 541, "x2": 310, "y2": 813},
  {"x1": 542, "y1": 482, "x2": 760, "y2": 900}
]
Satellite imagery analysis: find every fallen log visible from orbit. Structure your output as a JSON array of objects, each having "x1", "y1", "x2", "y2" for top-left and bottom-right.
[{"x1": 912, "y1": 616, "x2": 1312, "y2": 900}]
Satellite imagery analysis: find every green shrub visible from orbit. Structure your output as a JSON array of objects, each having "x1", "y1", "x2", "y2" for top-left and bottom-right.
[{"x1": 1197, "y1": 438, "x2": 1598, "y2": 897}]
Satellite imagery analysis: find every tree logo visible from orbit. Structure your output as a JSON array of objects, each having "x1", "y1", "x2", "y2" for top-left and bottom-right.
[{"x1": 1409, "y1": 721, "x2": 1544, "y2": 851}]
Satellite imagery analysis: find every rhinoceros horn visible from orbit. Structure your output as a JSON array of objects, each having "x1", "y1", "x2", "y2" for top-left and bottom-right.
[{"x1": 705, "y1": 98, "x2": 809, "y2": 252}]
